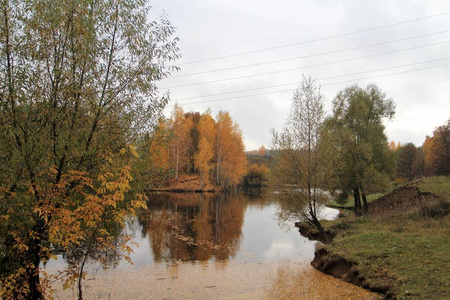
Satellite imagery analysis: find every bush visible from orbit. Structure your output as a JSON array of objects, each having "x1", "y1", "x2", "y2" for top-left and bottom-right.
[{"x1": 243, "y1": 164, "x2": 270, "y2": 187}]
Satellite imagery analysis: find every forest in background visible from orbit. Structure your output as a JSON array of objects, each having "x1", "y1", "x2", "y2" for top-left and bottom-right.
[
  {"x1": 391, "y1": 119, "x2": 450, "y2": 181},
  {"x1": 134, "y1": 104, "x2": 247, "y2": 191}
]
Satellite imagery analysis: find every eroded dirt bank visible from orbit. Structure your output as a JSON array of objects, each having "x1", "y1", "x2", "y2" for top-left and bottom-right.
[{"x1": 311, "y1": 249, "x2": 394, "y2": 299}]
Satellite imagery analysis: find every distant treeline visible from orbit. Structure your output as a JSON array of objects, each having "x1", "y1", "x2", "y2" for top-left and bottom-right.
[
  {"x1": 135, "y1": 105, "x2": 247, "y2": 190},
  {"x1": 392, "y1": 119, "x2": 450, "y2": 181}
]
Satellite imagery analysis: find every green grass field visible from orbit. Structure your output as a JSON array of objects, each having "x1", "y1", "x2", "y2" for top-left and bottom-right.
[{"x1": 319, "y1": 177, "x2": 450, "y2": 299}]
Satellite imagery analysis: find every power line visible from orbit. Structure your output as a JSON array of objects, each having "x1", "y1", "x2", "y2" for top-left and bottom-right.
[
  {"x1": 162, "y1": 40, "x2": 450, "y2": 89},
  {"x1": 170, "y1": 56, "x2": 450, "y2": 101},
  {"x1": 172, "y1": 63, "x2": 450, "y2": 106},
  {"x1": 174, "y1": 11, "x2": 450, "y2": 66},
  {"x1": 169, "y1": 30, "x2": 450, "y2": 78}
]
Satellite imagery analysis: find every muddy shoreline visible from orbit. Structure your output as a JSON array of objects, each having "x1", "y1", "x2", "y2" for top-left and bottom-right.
[
  {"x1": 311, "y1": 248, "x2": 394, "y2": 299},
  {"x1": 297, "y1": 224, "x2": 393, "y2": 299}
]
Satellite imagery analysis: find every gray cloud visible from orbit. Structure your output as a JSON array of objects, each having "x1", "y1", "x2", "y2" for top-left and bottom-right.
[{"x1": 153, "y1": 0, "x2": 450, "y2": 150}]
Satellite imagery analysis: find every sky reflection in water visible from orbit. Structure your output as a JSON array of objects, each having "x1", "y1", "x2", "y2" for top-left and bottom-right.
[
  {"x1": 45, "y1": 193, "x2": 382, "y2": 299},
  {"x1": 121, "y1": 192, "x2": 338, "y2": 269},
  {"x1": 46, "y1": 192, "x2": 337, "y2": 271}
]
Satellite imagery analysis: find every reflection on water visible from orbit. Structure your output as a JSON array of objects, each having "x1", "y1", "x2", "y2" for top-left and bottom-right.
[
  {"x1": 46, "y1": 192, "x2": 338, "y2": 270},
  {"x1": 120, "y1": 192, "x2": 323, "y2": 268},
  {"x1": 45, "y1": 192, "x2": 381, "y2": 299},
  {"x1": 137, "y1": 193, "x2": 245, "y2": 263}
]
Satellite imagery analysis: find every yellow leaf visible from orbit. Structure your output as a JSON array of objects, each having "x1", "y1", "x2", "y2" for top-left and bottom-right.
[{"x1": 128, "y1": 144, "x2": 139, "y2": 158}]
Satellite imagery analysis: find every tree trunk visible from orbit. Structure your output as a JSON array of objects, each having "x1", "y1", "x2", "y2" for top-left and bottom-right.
[
  {"x1": 26, "y1": 221, "x2": 45, "y2": 300},
  {"x1": 361, "y1": 186, "x2": 368, "y2": 212},
  {"x1": 26, "y1": 246, "x2": 42, "y2": 300},
  {"x1": 353, "y1": 187, "x2": 361, "y2": 211},
  {"x1": 311, "y1": 214, "x2": 330, "y2": 243}
]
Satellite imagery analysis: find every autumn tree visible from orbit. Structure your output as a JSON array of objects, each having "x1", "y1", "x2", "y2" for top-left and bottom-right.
[
  {"x1": 195, "y1": 111, "x2": 216, "y2": 186},
  {"x1": 271, "y1": 76, "x2": 328, "y2": 240},
  {"x1": 257, "y1": 145, "x2": 267, "y2": 156},
  {"x1": 389, "y1": 141, "x2": 401, "y2": 151},
  {"x1": 170, "y1": 104, "x2": 194, "y2": 181},
  {"x1": 185, "y1": 112, "x2": 202, "y2": 172},
  {"x1": 423, "y1": 119, "x2": 450, "y2": 176},
  {"x1": 322, "y1": 84, "x2": 396, "y2": 212},
  {"x1": 243, "y1": 164, "x2": 270, "y2": 187},
  {"x1": 215, "y1": 111, "x2": 247, "y2": 189},
  {"x1": 0, "y1": 0, "x2": 179, "y2": 298}
]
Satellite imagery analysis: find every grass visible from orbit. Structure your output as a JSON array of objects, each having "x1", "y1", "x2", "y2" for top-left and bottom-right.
[
  {"x1": 319, "y1": 177, "x2": 450, "y2": 299},
  {"x1": 327, "y1": 192, "x2": 384, "y2": 209},
  {"x1": 418, "y1": 176, "x2": 450, "y2": 199}
]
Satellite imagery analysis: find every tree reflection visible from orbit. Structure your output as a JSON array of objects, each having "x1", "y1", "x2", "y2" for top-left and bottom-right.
[{"x1": 137, "y1": 193, "x2": 247, "y2": 262}]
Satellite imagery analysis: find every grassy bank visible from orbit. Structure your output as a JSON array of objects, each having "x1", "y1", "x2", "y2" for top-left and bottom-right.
[{"x1": 317, "y1": 177, "x2": 450, "y2": 299}]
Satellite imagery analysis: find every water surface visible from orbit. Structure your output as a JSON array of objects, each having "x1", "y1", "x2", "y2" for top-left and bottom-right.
[{"x1": 46, "y1": 192, "x2": 380, "y2": 299}]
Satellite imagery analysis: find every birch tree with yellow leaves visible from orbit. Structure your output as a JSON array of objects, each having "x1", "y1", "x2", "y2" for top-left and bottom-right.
[
  {"x1": 195, "y1": 111, "x2": 216, "y2": 186},
  {"x1": 215, "y1": 111, "x2": 247, "y2": 190}
]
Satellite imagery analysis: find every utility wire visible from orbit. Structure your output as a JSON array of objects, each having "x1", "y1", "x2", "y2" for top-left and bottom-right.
[
  {"x1": 174, "y1": 11, "x2": 450, "y2": 66},
  {"x1": 169, "y1": 30, "x2": 450, "y2": 78},
  {"x1": 162, "y1": 40, "x2": 450, "y2": 89},
  {"x1": 171, "y1": 56, "x2": 450, "y2": 101},
  {"x1": 173, "y1": 63, "x2": 450, "y2": 106}
]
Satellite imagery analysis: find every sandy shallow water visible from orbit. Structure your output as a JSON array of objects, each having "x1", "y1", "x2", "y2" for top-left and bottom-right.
[
  {"x1": 50, "y1": 260, "x2": 380, "y2": 299},
  {"x1": 46, "y1": 194, "x2": 381, "y2": 299}
]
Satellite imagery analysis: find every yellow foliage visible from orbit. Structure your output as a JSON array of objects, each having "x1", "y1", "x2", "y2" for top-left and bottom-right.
[
  {"x1": 215, "y1": 111, "x2": 247, "y2": 189},
  {"x1": 195, "y1": 112, "x2": 216, "y2": 185}
]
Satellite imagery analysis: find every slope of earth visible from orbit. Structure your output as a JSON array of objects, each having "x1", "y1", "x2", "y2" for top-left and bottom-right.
[{"x1": 312, "y1": 177, "x2": 450, "y2": 299}]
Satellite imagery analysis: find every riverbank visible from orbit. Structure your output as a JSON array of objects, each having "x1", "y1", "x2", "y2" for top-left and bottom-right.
[
  {"x1": 305, "y1": 177, "x2": 450, "y2": 299},
  {"x1": 147, "y1": 174, "x2": 218, "y2": 193}
]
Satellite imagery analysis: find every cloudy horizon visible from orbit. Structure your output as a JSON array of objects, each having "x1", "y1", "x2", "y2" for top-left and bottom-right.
[{"x1": 149, "y1": 0, "x2": 450, "y2": 150}]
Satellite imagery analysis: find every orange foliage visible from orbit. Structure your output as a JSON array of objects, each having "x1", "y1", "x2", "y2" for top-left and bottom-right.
[
  {"x1": 171, "y1": 104, "x2": 194, "y2": 181},
  {"x1": 215, "y1": 111, "x2": 247, "y2": 189},
  {"x1": 257, "y1": 145, "x2": 266, "y2": 156},
  {"x1": 389, "y1": 141, "x2": 401, "y2": 151},
  {"x1": 146, "y1": 108, "x2": 247, "y2": 190},
  {"x1": 195, "y1": 111, "x2": 216, "y2": 185}
]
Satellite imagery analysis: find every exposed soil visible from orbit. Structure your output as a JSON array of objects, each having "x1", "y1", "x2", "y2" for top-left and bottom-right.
[
  {"x1": 295, "y1": 222, "x2": 336, "y2": 244},
  {"x1": 366, "y1": 185, "x2": 440, "y2": 216},
  {"x1": 147, "y1": 174, "x2": 218, "y2": 193},
  {"x1": 311, "y1": 249, "x2": 394, "y2": 299}
]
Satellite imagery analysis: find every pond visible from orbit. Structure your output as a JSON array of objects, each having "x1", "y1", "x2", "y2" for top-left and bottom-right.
[{"x1": 45, "y1": 192, "x2": 380, "y2": 299}]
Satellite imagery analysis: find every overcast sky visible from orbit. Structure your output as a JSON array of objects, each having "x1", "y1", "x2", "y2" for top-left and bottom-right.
[{"x1": 149, "y1": 0, "x2": 450, "y2": 150}]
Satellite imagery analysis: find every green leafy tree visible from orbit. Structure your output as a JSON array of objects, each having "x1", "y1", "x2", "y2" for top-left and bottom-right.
[
  {"x1": 396, "y1": 143, "x2": 424, "y2": 180},
  {"x1": 134, "y1": 118, "x2": 173, "y2": 189},
  {"x1": 0, "y1": 0, "x2": 179, "y2": 298},
  {"x1": 322, "y1": 84, "x2": 395, "y2": 212},
  {"x1": 271, "y1": 76, "x2": 329, "y2": 240}
]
